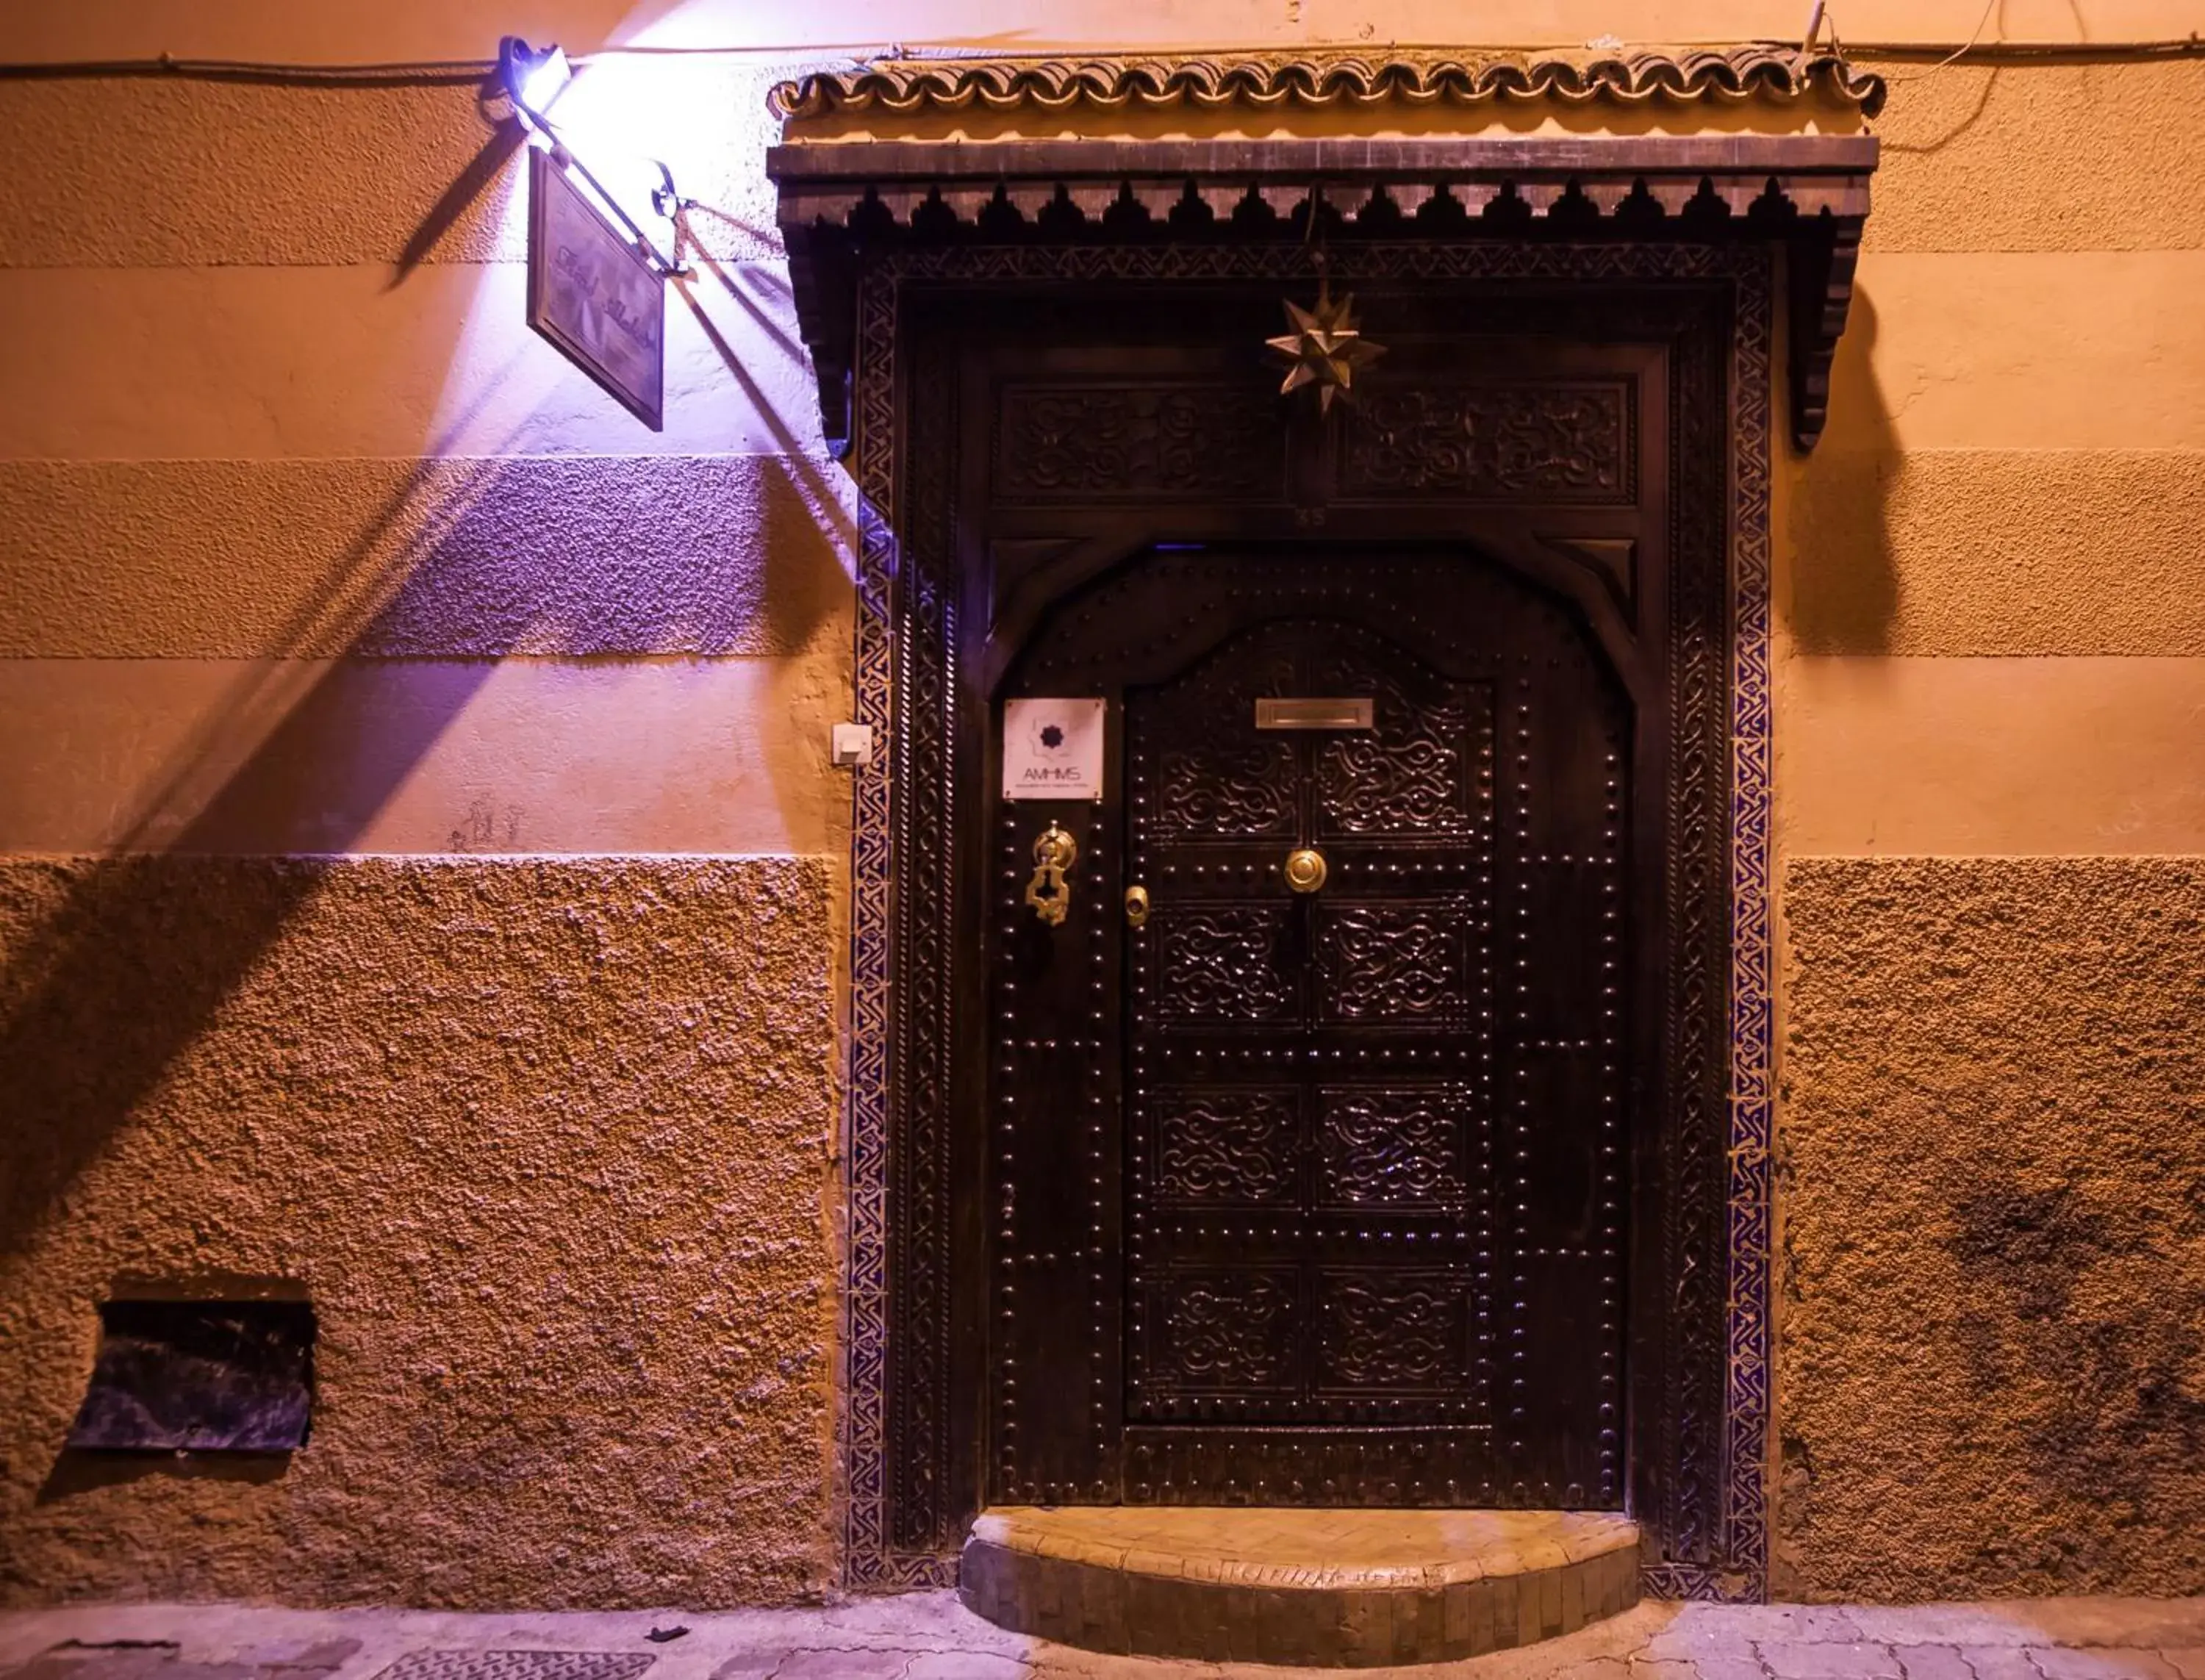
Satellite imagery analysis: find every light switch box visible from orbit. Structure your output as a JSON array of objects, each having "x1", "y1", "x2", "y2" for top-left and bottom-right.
[{"x1": 831, "y1": 722, "x2": 874, "y2": 767}]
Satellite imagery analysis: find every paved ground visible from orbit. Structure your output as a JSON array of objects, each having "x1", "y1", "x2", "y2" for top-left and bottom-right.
[{"x1": 2, "y1": 1593, "x2": 2203, "y2": 1680}]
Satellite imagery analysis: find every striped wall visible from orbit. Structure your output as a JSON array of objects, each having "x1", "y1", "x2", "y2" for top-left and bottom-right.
[
  {"x1": 0, "y1": 0, "x2": 2201, "y2": 1609},
  {"x1": 0, "y1": 12, "x2": 850, "y2": 1610},
  {"x1": 1775, "y1": 54, "x2": 2205, "y2": 1600}
]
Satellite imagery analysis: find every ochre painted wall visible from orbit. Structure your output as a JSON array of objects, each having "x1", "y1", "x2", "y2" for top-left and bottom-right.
[
  {"x1": 0, "y1": 857, "x2": 836, "y2": 1605},
  {"x1": 0, "y1": 0, "x2": 2201, "y2": 1610},
  {"x1": 1779, "y1": 861, "x2": 2204, "y2": 1598},
  {"x1": 1766, "y1": 104, "x2": 2205, "y2": 1590},
  {"x1": 1765, "y1": 33, "x2": 2205, "y2": 1606},
  {"x1": 0, "y1": 4, "x2": 853, "y2": 1611}
]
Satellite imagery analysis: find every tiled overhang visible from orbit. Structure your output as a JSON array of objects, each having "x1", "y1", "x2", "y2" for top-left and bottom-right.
[
  {"x1": 767, "y1": 50, "x2": 1882, "y2": 455},
  {"x1": 769, "y1": 47, "x2": 1887, "y2": 120}
]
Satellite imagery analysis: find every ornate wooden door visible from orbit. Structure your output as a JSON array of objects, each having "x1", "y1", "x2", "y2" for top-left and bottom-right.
[{"x1": 989, "y1": 546, "x2": 1629, "y2": 1509}]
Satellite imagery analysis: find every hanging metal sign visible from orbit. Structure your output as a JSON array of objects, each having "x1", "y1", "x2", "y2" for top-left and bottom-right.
[
  {"x1": 1003, "y1": 698, "x2": 1106, "y2": 802},
  {"x1": 526, "y1": 147, "x2": 666, "y2": 431}
]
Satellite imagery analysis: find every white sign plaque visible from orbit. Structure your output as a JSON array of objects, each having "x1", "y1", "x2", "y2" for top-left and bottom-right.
[{"x1": 1003, "y1": 697, "x2": 1106, "y2": 802}]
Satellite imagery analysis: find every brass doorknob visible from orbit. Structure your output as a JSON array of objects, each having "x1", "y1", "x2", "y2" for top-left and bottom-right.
[{"x1": 1284, "y1": 847, "x2": 1328, "y2": 894}]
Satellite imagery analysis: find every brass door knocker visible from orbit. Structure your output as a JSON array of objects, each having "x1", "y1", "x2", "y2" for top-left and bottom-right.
[{"x1": 1025, "y1": 822, "x2": 1079, "y2": 926}]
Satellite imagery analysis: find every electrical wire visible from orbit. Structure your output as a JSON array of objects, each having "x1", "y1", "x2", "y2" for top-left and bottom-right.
[
  {"x1": 1870, "y1": 0, "x2": 2007, "y2": 79},
  {"x1": 0, "y1": 55, "x2": 492, "y2": 85},
  {"x1": 1, "y1": 33, "x2": 2202, "y2": 86},
  {"x1": 1844, "y1": 34, "x2": 2204, "y2": 58}
]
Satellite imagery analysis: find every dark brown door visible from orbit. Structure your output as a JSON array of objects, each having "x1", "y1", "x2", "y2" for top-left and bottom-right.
[{"x1": 989, "y1": 545, "x2": 1628, "y2": 1509}]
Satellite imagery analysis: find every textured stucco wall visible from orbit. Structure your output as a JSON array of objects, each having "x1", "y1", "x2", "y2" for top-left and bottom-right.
[
  {"x1": 0, "y1": 65, "x2": 786, "y2": 270},
  {"x1": 0, "y1": 855, "x2": 837, "y2": 1609},
  {"x1": 1763, "y1": 28, "x2": 2205, "y2": 1607},
  {"x1": 1787, "y1": 450, "x2": 2205, "y2": 657},
  {"x1": 0, "y1": 0, "x2": 859, "y2": 1610},
  {"x1": 0, "y1": 455, "x2": 854, "y2": 659},
  {"x1": 1776, "y1": 858, "x2": 2205, "y2": 1601}
]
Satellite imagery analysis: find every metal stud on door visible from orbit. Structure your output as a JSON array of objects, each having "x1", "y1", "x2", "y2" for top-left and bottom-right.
[{"x1": 990, "y1": 549, "x2": 1632, "y2": 1514}]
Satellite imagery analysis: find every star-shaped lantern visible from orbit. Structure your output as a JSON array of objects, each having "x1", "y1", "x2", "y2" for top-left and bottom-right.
[{"x1": 1266, "y1": 279, "x2": 1386, "y2": 412}]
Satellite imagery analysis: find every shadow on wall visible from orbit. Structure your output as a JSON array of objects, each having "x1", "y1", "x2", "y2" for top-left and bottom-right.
[
  {"x1": 1944, "y1": 1180, "x2": 2205, "y2": 1574},
  {"x1": 666, "y1": 232, "x2": 867, "y2": 853},
  {"x1": 0, "y1": 450, "x2": 509, "y2": 1259},
  {"x1": 1784, "y1": 283, "x2": 1900, "y2": 655},
  {"x1": 0, "y1": 99, "x2": 852, "y2": 1498},
  {"x1": 1782, "y1": 57, "x2": 2023, "y2": 656},
  {"x1": 393, "y1": 118, "x2": 527, "y2": 290},
  {"x1": 40, "y1": 1451, "x2": 293, "y2": 1504},
  {"x1": 1775, "y1": 857, "x2": 2205, "y2": 1601}
]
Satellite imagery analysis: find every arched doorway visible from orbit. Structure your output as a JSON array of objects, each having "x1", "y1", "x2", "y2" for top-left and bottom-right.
[{"x1": 799, "y1": 251, "x2": 1782, "y2": 1597}]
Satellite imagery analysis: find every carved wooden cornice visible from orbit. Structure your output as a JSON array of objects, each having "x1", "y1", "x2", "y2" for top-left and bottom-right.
[
  {"x1": 768, "y1": 52, "x2": 1880, "y2": 456},
  {"x1": 770, "y1": 46, "x2": 1887, "y2": 121}
]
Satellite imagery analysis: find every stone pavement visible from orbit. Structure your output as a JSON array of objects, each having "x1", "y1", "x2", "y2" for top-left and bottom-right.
[{"x1": 1, "y1": 1593, "x2": 2203, "y2": 1680}]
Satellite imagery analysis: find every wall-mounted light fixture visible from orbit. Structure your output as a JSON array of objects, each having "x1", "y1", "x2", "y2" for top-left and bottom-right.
[
  {"x1": 496, "y1": 35, "x2": 686, "y2": 279},
  {"x1": 498, "y1": 35, "x2": 573, "y2": 127}
]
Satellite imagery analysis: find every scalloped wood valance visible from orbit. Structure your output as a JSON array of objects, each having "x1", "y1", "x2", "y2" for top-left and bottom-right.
[{"x1": 767, "y1": 49, "x2": 1880, "y2": 453}]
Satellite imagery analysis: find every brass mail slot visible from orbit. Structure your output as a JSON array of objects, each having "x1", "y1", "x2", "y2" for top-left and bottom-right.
[{"x1": 1255, "y1": 697, "x2": 1374, "y2": 730}]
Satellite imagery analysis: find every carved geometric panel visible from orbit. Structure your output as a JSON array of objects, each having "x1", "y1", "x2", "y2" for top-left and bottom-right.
[
  {"x1": 1145, "y1": 636, "x2": 1302, "y2": 841},
  {"x1": 1149, "y1": 1268, "x2": 1299, "y2": 1394},
  {"x1": 1156, "y1": 739, "x2": 1299, "y2": 841},
  {"x1": 1155, "y1": 902, "x2": 1297, "y2": 1026},
  {"x1": 1315, "y1": 1270, "x2": 1475, "y2": 1393},
  {"x1": 1316, "y1": 1086, "x2": 1472, "y2": 1210},
  {"x1": 1313, "y1": 669, "x2": 1491, "y2": 839},
  {"x1": 1339, "y1": 383, "x2": 1633, "y2": 503},
  {"x1": 996, "y1": 384, "x2": 1286, "y2": 501},
  {"x1": 1153, "y1": 1086, "x2": 1300, "y2": 1206},
  {"x1": 1315, "y1": 899, "x2": 1480, "y2": 1026}
]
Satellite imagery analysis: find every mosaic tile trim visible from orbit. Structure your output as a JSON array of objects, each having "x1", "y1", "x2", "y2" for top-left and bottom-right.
[
  {"x1": 1726, "y1": 244, "x2": 1777, "y2": 1604},
  {"x1": 839, "y1": 243, "x2": 1774, "y2": 1597}
]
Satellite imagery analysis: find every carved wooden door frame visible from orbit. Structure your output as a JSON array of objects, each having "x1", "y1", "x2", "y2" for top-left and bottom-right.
[{"x1": 837, "y1": 243, "x2": 1776, "y2": 1601}]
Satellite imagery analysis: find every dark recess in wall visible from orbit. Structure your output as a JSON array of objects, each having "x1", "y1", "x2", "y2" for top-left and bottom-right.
[{"x1": 67, "y1": 1296, "x2": 315, "y2": 1452}]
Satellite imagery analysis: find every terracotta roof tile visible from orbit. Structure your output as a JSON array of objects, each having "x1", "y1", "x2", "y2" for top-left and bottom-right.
[{"x1": 770, "y1": 46, "x2": 1887, "y2": 123}]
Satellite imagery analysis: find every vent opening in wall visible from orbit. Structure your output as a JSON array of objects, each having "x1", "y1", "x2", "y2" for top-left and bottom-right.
[{"x1": 67, "y1": 1298, "x2": 315, "y2": 1451}]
